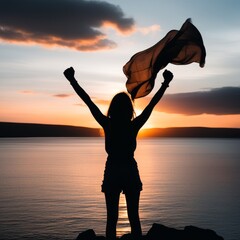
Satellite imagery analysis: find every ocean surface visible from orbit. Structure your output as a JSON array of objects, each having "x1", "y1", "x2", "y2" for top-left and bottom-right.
[{"x1": 0, "y1": 137, "x2": 240, "y2": 240}]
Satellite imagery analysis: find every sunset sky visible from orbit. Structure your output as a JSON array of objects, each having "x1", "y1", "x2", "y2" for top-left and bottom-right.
[{"x1": 1, "y1": 0, "x2": 240, "y2": 129}]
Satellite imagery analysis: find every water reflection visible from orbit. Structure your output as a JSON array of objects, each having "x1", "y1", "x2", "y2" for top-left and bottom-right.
[
  {"x1": 117, "y1": 194, "x2": 131, "y2": 236},
  {"x1": 0, "y1": 138, "x2": 240, "y2": 240}
]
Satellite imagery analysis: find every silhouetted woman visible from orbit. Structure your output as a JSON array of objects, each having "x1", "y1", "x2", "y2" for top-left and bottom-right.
[{"x1": 63, "y1": 67, "x2": 173, "y2": 240}]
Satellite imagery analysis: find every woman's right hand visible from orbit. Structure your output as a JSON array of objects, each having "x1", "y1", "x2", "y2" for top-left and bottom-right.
[
  {"x1": 63, "y1": 67, "x2": 75, "y2": 82},
  {"x1": 162, "y1": 69, "x2": 173, "y2": 85}
]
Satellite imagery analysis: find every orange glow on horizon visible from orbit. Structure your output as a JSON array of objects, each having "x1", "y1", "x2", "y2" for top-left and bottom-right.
[
  {"x1": 1, "y1": 97, "x2": 240, "y2": 130},
  {"x1": 2, "y1": 110, "x2": 240, "y2": 131}
]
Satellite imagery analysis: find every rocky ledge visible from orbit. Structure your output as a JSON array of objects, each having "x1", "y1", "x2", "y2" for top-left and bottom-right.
[{"x1": 76, "y1": 223, "x2": 224, "y2": 240}]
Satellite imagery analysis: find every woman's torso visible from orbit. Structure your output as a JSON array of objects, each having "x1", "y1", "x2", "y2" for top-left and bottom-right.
[{"x1": 103, "y1": 119, "x2": 138, "y2": 164}]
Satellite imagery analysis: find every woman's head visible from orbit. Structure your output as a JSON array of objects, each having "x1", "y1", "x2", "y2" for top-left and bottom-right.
[{"x1": 107, "y1": 92, "x2": 135, "y2": 121}]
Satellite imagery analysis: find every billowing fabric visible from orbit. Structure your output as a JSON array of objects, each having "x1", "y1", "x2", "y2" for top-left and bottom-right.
[{"x1": 123, "y1": 18, "x2": 206, "y2": 99}]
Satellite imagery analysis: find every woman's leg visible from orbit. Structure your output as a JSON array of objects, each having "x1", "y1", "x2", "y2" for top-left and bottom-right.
[
  {"x1": 125, "y1": 190, "x2": 142, "y2": 239},
  {"x1": 104, "y1": 191, "x2": 121, "y2": 240}
]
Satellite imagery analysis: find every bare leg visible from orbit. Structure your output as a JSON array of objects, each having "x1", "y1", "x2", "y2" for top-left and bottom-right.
[
  {"x1": 125, "y1": 191, "x2": 142, "y2": 239},
  {"x1": 104, "y1": 191, "x2": 121, "y2": 240}
]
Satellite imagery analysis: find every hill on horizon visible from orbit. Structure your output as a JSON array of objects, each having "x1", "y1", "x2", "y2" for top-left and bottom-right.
[
  {"x1": 139, "y1": 127, "x2": 240, "y2": 138},
  {"x1": 0, "y1": 122, "x2": 100, "y2": 138},
  {"x1": 1, "y1": 122, "x2": 240, "y2": 138}
]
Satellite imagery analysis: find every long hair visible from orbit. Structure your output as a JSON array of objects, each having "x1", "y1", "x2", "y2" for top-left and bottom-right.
[{"x1": 107, "y1": 92, "x2": 135, "y2": 121}]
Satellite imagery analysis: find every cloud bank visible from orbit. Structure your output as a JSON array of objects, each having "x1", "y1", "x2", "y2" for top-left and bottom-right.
[
  {"x1": 156, "y1": 87, "x2": 240, "y2": 115},
  {"x1": 55, "y1": 86, "x2": 240, "y2": 115},
  {"x1": 0, "y1": 0, "x2": 134, "y2": 51}
]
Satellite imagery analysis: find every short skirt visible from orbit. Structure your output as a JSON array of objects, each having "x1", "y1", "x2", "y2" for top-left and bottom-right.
[{"x1": 101, "y1": 157, "x2": 142, "y2": 194}]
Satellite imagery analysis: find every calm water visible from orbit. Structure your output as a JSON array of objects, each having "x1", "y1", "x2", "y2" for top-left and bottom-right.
[{"x1": 0, "y1": 137, "x2": 240, "y2": 240}]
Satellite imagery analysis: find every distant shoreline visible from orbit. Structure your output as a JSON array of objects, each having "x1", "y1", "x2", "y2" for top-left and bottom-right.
[{"x1": 1, "y1": 122, "x2": 240, "y2": 138}]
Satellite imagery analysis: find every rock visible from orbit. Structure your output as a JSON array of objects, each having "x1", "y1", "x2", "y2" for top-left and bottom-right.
[
  {"x1": 76, "y1": 229, "x2": 96, "y2": 240},
  {"x1": 184, "y1": 225, "x2": 224, "y2": 240},
  {"x1": 96, "y1": 237, "x2": 106, "y2": 240},
  {"x1": 146, "y1": 223, "x2": 184, "y2": 240},
  {"x1": 146, "y1": 223, "x2": 224, "y2": 240},
  {"x1": 120, "y1": 233, "x2": 132, "y2": 239},
  {"x1": 75, "y1": 223, "x2": 224, "y2": 240}
]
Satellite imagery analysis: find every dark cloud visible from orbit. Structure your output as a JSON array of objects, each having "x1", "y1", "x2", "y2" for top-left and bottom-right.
[
  {"x1": 155, "y1": 87, "x2": 240, "y2": 115},
  {"x1": 0, "y1": 0, "x2": 134, "y2": 51},
  {"x1": 53, "y1": 93, "x2": 72, "y2": 98}
]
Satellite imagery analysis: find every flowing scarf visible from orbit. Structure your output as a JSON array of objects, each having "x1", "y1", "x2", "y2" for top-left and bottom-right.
[{"x1": 123, "y1": 18, "x2": 206, "y2": 99}]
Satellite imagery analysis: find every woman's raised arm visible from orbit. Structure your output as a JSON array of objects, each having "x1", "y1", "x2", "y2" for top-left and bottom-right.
[
  {"x1": 134, "y1": 70, "x2": 173, "y2": 129},
  {"x1": 63, "y1": 67, "x2": 107, "y2": 126}
]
